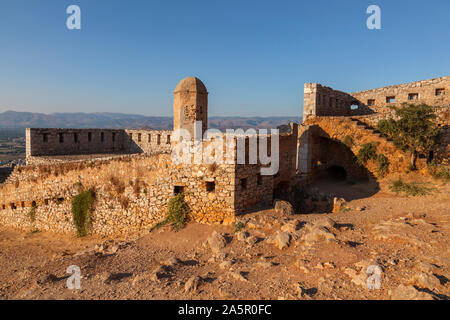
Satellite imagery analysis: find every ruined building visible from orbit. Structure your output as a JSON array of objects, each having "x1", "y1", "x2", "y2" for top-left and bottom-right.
[{"x1": 0, "y1": 76, "x2": 448, "y2": 235}]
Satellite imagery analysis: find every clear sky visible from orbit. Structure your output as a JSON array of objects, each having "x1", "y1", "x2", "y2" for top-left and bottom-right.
[{"x1": 0, "y1": 0, "x2": 449, "y2": 117}]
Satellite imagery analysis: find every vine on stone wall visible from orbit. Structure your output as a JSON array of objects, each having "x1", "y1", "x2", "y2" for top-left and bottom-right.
[{"x1": 71, "y1": 189, "x2": 95, "y2": 237}]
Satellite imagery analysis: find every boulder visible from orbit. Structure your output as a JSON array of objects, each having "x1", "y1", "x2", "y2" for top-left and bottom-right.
[
  {"x1": 314, "y1": 217, "x2": 337, "y2": 230},
  {"x1": 207, "y1": 231, "x2": 226, "y2": 253},
  {"x1": 301, "y1": 225, "x2": 335, "y2": 244},
  {"x1": 391, "y1": 284, "x2": 434, "y2": 300},
  {"x1": 281, "y1": 219, "x2": 301, "y2": 233},
  {"x1": 411, "y1": 272, "x2": 441, "y2": 290},
  {"x1": 274, "y1": 231, "x2": 290, "y2": 249},
  {"x1": 274, "y1": 200, "x2": 294, "y2": 215}
]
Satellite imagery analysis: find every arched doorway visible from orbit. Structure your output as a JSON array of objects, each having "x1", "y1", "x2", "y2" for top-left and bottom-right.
[{"x1": 326, "y1": 165, "x2": 347, "y2": 180}]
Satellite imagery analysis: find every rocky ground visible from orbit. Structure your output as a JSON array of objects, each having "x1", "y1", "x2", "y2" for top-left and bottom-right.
[{"x1": 0, "y1": 175, "x2": 449, "y2": 300}]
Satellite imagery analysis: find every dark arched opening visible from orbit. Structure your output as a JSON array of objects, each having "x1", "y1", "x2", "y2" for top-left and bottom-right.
[{"x1": 326, "y1": 165, "x2": 347, "y2": 180}]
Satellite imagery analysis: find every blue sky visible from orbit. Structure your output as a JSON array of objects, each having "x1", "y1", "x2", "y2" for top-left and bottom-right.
[{"x1": 0, "y1": 0, "x2": 449, "y2": 117}]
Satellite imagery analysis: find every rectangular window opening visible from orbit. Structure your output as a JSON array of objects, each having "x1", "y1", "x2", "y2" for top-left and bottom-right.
[
  {"x1": 174, "y1": 185, "x2": 184, "y2": 195},
  {"x1": 59, "y1": 133, "x2": 64, "y2": 143},
  {"x1": 88, "y1": 132, "x2": 92, "y2": 142},
  {"x1": 43, "y1": 133, "x2": 48, "y2": 143},
  {"x1": 408, "y1": 93, "x2": 419, "y2": 101},
  {"x1": 435, "y1": 88, "x2": 446, "y2": 96},
  {"x1": 240, "y1": 178, "x2": 247, "y2": 191},
  {"x1": 205, "y1": 181, "x2": 215, "y2": 192},
  {"x1": 386, "y1": 96, "x2": 396, "y2": 103},
  {"x1": 367, "y1": 99, "x2": 375, "y2": 106}
]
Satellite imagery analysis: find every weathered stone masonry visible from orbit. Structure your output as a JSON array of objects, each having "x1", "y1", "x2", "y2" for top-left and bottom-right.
[
  {"x1": 1, "y1": 76, "x2": 448, "y2": 236},
  {"x1": 302, "y1": 76, "x2": 450, "y2": 170}
]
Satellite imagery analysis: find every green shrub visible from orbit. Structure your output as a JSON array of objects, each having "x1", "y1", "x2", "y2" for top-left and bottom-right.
[
  {"x1": 390, "y1": 179, "x2": 431, "y2": 197},
  {"x1": 357, "y1": 143, "x2": 377, "y2": 165},
  {"x1": 376, "y1": 154, "x2": 389, "y2": 177},
  {"x1": 164, "y1": 193, "x2": 190, "y2": 232},
  {"x1": 71, "y1": 189, "x2": 95, "y2": 237},
  {"x1": 427, "y1": 161, "x2": 450, "y2": 182},
  {"x1": 27, "y1": 205, "x2": 36, "y2": 224},
  {"x1": 233, "y1": 221, "x2": 245, "y2": 233},
  {"x1": 376, "y1": 104, "x2": 440, "y2": 169}
]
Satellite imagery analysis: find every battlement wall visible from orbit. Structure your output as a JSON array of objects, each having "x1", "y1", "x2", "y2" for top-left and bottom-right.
[
  {"x1": 351, "y1": 76, "x2": 450, "y2": 114},
  {"x1": 26, "y1": 128, "x2": 174, "y2": 161},
  {"x1": 26, "y1": 128, "x2": 126, "y2": 158},
  {"x1": 303, "y1": 76, "x2": 450, "y2": 120}
]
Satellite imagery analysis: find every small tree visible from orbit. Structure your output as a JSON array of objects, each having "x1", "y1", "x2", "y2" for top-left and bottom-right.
[{"x1": 377, "y1": 104, "x2": 439, "y2": 169}]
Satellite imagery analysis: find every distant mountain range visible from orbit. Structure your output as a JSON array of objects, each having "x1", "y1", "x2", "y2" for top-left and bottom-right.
[{"x1": 0, "y1": 111, "x2": 302, "y2": 131}]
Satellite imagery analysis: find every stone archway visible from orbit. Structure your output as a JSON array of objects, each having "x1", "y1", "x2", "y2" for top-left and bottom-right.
[{"x1": 326, "y1": 165, "x2": 347, "y2": 180}]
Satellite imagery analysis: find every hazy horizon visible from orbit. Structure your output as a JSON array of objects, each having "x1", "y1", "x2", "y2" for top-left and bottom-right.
[{"x1": 1, "y1": 0, "x2": 449, "y2": 117}]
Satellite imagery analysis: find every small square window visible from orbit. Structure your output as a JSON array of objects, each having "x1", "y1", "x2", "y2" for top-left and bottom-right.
[
  {"x1": 386, "y1": 96, "x2": 396, "y2": 103},
  {"x1": 436, "y1": 88, "x2": 446, "y2": 96},
  {"x1": 240, "y1": 178, "x2": 247, "y2": 190},
  {"x1": 408, "y1": 93, "x2": 419, "y2": 101},
  {"x1": 174, "y1": 185, "x2": 184, "y2": 195},
  {"x1": 205, "y1": 181, "x2": 215, "y2": 192},
  {"x1": 367, "y1": 99, "x2": 375, "y2": 106}
]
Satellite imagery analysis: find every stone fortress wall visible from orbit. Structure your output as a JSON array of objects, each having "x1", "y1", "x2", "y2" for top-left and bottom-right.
[
  {"x1": 304, "y1": 76, "x2": 449, "y2": 120},
  {"x1": 1, "y1": 76, "x2": 448, "y2": 236},
  {"x1": 303, "y1": 76, "x2": 450, "y2": 165},
  {"x1": 351, "y1": 76, "x2": 450, "y2": 115},
  {"x1": 26, "y1": 128, "x2": 173, "y2": 163}
]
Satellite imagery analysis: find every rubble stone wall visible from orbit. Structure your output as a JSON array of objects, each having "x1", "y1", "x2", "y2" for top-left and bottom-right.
[{"x1": 0, "y1": 154, "x2": 237, "y2": 235}]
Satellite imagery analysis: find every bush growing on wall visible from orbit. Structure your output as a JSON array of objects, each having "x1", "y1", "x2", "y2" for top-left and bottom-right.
[
  {"x1": 376, "y1": 154, "x2": 389, "y2": 177},
  {"x1": 71, "y1": 189, "x2": 94, "y2": 237},
  {"x1": 357, "y1": 143, "x2": 377, "y2": 165},
  {"x1": 164, "y1": 193, "x2": 190, "y2": 232}
]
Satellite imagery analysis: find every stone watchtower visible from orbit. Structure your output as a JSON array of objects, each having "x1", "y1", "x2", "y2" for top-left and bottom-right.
[{"x1": 173, "y1": 77, "x2": 208, "y2": 139}]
